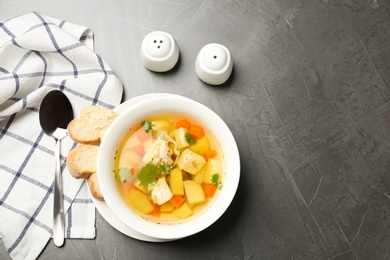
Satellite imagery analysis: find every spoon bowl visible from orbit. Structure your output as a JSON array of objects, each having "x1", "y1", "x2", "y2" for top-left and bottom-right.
[
  {"x1": 39, "y1": 90, "x2": 74, "y2": 247},
  {"x1": 39, "y1": 91, "x2": 73, "y2": 135}
]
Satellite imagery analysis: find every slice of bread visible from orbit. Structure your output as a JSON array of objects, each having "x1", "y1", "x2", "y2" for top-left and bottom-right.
[
  {"x1": 66, "y1": 144, "x2": 99, "y2": 179},
  {"x1": 66, "y1": 105, "x2": 117, "y2": 200},
  {"x1": 88, "y1": 173, "x2": 104, "y2": 201},
  {"x1": 68, "y1": 105, "x2": 118, "y2": 145}
]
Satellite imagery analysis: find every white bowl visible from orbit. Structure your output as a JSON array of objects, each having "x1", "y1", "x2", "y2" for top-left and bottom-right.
[
  {"x1": 195, "y1": 43, "x2": 233, "y2": 85},
  {"x1": 97, "y1": 94, "x2": 240, "y2": 240},
  {"x1": 141, "y1": 31, "x2": 179, "y2": 72}
]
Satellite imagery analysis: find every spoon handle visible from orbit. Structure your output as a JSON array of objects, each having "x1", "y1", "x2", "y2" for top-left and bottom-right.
[{"x1": 53, "y1": 138, "x2": 65, "y2": 247}]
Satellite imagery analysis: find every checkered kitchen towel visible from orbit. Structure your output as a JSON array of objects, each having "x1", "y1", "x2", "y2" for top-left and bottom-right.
[{"x1": 0, "y1": 12, "x2": 123, "y2": 260}]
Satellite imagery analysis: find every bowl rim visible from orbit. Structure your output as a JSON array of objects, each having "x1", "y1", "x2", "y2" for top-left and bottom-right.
[{"x1": 97, "y1": 94, "x2": 240, "y2": 240}]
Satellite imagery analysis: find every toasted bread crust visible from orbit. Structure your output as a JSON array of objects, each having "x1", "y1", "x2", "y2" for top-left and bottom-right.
[
  {"x1": 66, "y1": 105, "x2": 117, "y2": 200},
  {"x1": 66, "y1": 144, "x2": 99, "y2": 179},
  {"x1": 67, "y1": 120, "x2": 100, "y2": 145},
  {"x1": 67, "y1": 105, "x2": 118, "y2": 145},
  {"x1": 88, "y1": 173, "x2": 104, "y2": 201}
]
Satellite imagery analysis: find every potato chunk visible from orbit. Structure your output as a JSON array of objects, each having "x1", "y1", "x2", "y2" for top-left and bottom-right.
[
  {"x1": 192, "y1": 167, "x2": 206, "y2": 185},
  {"x1": 203, "y1": 158, "x2": 223, "y2": 184},
  {"x1": 128, "y1": 188, "x2": 154, "y2": 214},
  {"x1": 183, "y1": 180, "x2": 205, "y2": 205},
  {"x1": 160, "y1": 201, "x2": 175, "y2": 212},
  {"x1": 189, "y1": 136, "x2": 210, "y2": 155},
  {"x1": 119, "y1": 150, "x2": 143, "y2": 167},
  {"x1": 152, "y1": 119, "x2": 174, "y2": 136},
  {"x1": 169, "y1": 167, "x2": 184, "y2": 195},
  {"x1": 176, "y1": 149, "x2": 206, "y2": 175},
  {"x1": 173, "y1": 202, "x2": 192, "y2": 219}
]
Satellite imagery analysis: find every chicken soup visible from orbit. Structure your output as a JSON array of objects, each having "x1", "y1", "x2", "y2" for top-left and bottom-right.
[{"x1": 113, "y1": 114, "x2": 224, "y2": 223}]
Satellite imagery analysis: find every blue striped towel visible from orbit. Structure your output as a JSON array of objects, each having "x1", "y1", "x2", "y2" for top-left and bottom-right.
[{"x1": 0, "y1": 12, "x2": 123, "y2": 260}]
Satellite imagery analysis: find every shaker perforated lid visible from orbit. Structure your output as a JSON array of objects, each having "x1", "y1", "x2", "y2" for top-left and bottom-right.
[
  {"x1": 141, "y1": 31, "x2": 179, "y2": 72},
  {"x1": 195, "y1": 43, "x2": 233, "y2": 85}
]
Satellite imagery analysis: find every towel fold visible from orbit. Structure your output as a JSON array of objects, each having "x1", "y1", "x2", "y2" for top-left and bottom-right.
[{"x1": 0, "y1": 12, "x2": 123, "y2": 260}]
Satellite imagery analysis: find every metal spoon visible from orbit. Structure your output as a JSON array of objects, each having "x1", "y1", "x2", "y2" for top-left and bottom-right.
[{"x1": 39, "y1": 90, "x2": 74, "y2": 247}]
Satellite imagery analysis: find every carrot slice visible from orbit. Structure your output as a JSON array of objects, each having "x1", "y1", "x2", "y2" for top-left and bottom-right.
[
  {"x1": 189, "y1": 124, "x2": 204, "y2": 139},
  {"x1": 202, "y1": 183, "x2": 217, "y2": 198},
  {"x1": 131, "y1": 167, "x2": 138, "y2": 177},
  {"x1": 203, "y1": 150, "x2": 217, "y2": 161},
  {"x1": 136, "y1": 128, "x2": 149, "y2": 141},
  {"x1": 149, "y1": 203, "x2": 161, "y2": 217},
  {"x1": 170, "y1": 195, "x2": 185, "y2": 208},
  {"x1": 176, "y1": 119, "x2": 191, "y2": 129},
  {"x1": 134, "y1": 144, "x2": 145, "y2": 155}
]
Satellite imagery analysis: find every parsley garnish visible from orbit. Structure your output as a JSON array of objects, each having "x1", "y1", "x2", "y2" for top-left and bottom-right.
[
  {"x1": 184, "y1": 133, "x2": 197, "y2": 145},
  {"x1": 136, "y1": 163, "x2": 159, "y2": 187},
  {"x1": 136, "y1": 163, "x2": 173, "y2": 187},
  {"x1": 141, "y1": 120, "x2": 153, "y2": 133},
  {"x1": 160, "y1": 164, "x2": 172, "y2": 174},
  {"x1": 211, "y1": 173, "x2": 223, "y2": 189},
  {"x1": 115, "y1": 167, "x2": 131, "y2": 182}
]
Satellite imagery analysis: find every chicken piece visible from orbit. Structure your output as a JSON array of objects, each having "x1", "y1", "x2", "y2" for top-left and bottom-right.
[
  {"x1": 143, "y1": 133, "x2": 179, "y2": 166},
  {"x1": 174, "y1": 127, "x2": 189, "y2": 149},
  {"x1": 150, "y1": 177, "x2": 173, "y2": 205},
  {"x1": 176, "y1": 148, "x2": 206, "y2": 175}
]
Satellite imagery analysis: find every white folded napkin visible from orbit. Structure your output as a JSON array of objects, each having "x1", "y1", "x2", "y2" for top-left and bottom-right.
[{"x1": 0, "y1": 12, "x2": 123, "y2": 260}]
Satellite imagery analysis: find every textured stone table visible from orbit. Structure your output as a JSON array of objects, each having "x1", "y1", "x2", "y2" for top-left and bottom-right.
[{"x1": 1, "y1": 0, "x2": 390, "y2": 259}]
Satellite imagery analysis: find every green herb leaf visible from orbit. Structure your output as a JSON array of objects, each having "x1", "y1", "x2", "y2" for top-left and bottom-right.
[
  {"x1": 211, "y1": 173, "x2": 223, "y2": 189},
  {"x1": 136, "y1": 163, "x2": 159, "y2": 187},
  {"x1": 159, "y1": 164, "x2": 172, "y2": 174},
  {"x1": 184, "y1": 133, "x2": 197, "y2": 145},
  {"x1": 115, "y1": 167, "x2": 131, "y2": 182},
  {"x1": 141, "y1": 120, "x2": 153, "y2": 133}
]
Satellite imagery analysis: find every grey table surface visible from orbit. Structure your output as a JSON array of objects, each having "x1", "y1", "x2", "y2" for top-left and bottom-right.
[{"x1": 1, "y1": 0, "x2": 390, "y2": 259}]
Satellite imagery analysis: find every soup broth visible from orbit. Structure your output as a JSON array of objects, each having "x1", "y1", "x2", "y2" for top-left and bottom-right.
[{"x1": 113, "y1": 114, "x2": 224, "y2": 223}]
